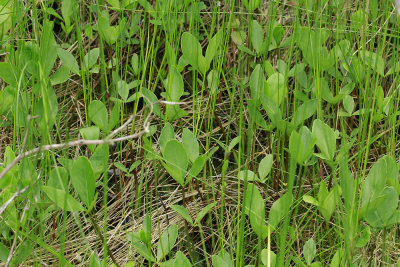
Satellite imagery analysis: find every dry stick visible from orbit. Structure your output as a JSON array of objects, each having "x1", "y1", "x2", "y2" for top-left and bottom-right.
[{"x1": 0, "y1": 99, "x2": 183, "y2": 182}]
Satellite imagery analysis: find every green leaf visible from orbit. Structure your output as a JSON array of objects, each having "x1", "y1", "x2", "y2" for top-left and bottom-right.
[
  {"x1": 70, "y1": 156, "x2": 96, "y2": 208},
  {"x1": 57, "y1": 48, "x2": 80, "y2": 75},
  {"x1": 50, "y1": 66, "x2": 70, "y2": 85},
  {"x1": 0, "y1": 62, "x2": 18, "y2": 87},
  {"x1": 303, "y1": 238, "x2": 316, "y2": 265},
  {"x1": 320, "y1": 188, "x2": 336, "y2": 222},
  {"x1": 365, "y1": 187, "x2": 399, "y2": 227},
  {"x1": 98, "y1": 15, "x2": 118, "y2": 45},
  {"x1": 260, "y1": 249, "x2": 276, "y2": 267},
  {"x1": 90, "y1": 144, "x2": 109, "y2": 177},
  {"x1": 242, "y1": 0, "x2": 260, "y2": 12},
  {"x1": 181, "y1": 32, "x2": 205, "y2": 74},
  {"x1": 355, "y1": 225, "x2": 371, "y2": 248},
  {"x1": 182, "y1": 128, "x2": 199, "y2": 163},
  {"x1": 156, "y1": 224, "x2": 178, "y2": 261},
  {"x1": 194, "y1": 203, "x2": 215, "y2": 225},
  {"x1": 330, "y1": 250, "x2": 341, "y2": 267},
  {"x1": 34, "y1": 85, "x2": 58, "y2": 134},
  {"x1": 0, "y1": 242, "x2": 10, "y2": 262},
  {"x1": 342, "y1": 95, "x2": 354, "y2": 114},
  {"x1": 116, "y1": 80, "x2": 130, "y2": 102},
  {"x1": 251, "y1": 20, "x2": 264, "y2": 54},
  {"x1": 84, "y1": 48, "x2": 100, "y2": 70},
  {"x1": 312, "y1": 119, "x2": 336, "y2": 161},
  {"x1": 238, "y1": 169, "x2": 259, "y2": 182},
  {"x1": 40, "y1": 20, "x2": 58, "y2": 77},
  {"x1": 143, "y1": 214, "x2": 152, "y2": 243},
  {"x1": 268, "y1": 192, "x2": 293, "y2": 232},
  {"x1": 361, "y1": 155, "x2": 398, "y2": 206},
  {"x1": 289, "y1": 126, "x2": 315, "y2": 165},
  {"x1": 79, "y1": 126, "x2": 100, "y2": 152},
  {"x1": 43, "y1": 186, "x2": 84, "y2": 212},
  {"x1": 159, "y1": 123, "x2": 175, "y2": 155},
  {"x1": 258, "y1": 154, "x2": 273, "y2": 182},
  {"x1": 131, "y1": 53, "x2": 139, "y2": 74},
  {"x1": 291, "y1": 99, "x2": 318, "y2": 127},
  {"x1": 303, "y1": 195, "x2": 319, "y2": 206},
  {"x1": 163, "y1": 140, "x2": 188, "y2": 186},
  {"x1": 129, "y1": 240, "x2": 155, "y2": 262},
  {"x1": 171, "y1": 205, "x2": 193, "y2": 225},
  {"x1": 88, "y1": 100, "x2": 108, "y2": 132},
  {"x1": 47, "y1": 167, "x2": 68, "y2": 192},
  {"x1": 249, "y1": 64, "x2": 265, "y2": 101},
  {"x1": 359, "y1": 50, "x2": 385, "y2": 76},
  {"x1": 264, "y1": 72, "x2": 287, "y2": 106},
  {"x1": 244, "y1": 184, "x2": 267, "y2": 239},
  {"x1": 173, "y1": 251, "x2": 192, "y2": 267},
  {"x1": 339, "y1": 159, "x2": 355, "y2": 211},
  {"x1": 212, "y1": 250, "x2": 234, "y2": 267},
  {"x1": 187, "y1": 155, "x2": 206, "y2": 184},
  {"x1": 205, "y1": 29, "x2": 222, "y2": 69}
]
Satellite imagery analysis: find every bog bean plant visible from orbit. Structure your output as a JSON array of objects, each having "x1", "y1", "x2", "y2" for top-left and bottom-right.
[{"x1": 1, "y1": 0, "x2": 400, "y2": 266}]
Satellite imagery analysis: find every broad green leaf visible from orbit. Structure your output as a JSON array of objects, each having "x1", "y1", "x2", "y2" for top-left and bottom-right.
[
  {"x1": 40, "y1": 21, "x2": 58, "y2": 77},
  {"x1": 264, "y1": 73, "x2": 287, "y2": 106},
  {"x1": 330, "y1": 250, "x2": 341, "y2": 267},
  {"x1": 194, "y1": 203, "x2": 215, "y2": 225},
  {"x1": 50, "y1": 66, "x2": 70, "y2": 85},
  {"x1": 34, "y1": 85, "x2": 58, "y2": 134},
  {"x1": 260, "y1": 248, "x2": 276, "y2": 267},
  {"x1": 159, "y1": 123, "x2": 175, "y2": 155},
  {"x1": 61, "y1": 0, "x2": 75, "y2": 29},
  {"x1": 261, "y1": 95, "x2": 285, "y2": 132},
  {"x1": 212, "y1": 250, "x2": 234, "y2": 267},
  {"x1": 291, "y1": 99, "x2": 318, "y2": 127},
  {"x1": 165, "y1": 67, "x2": 185, "y2": 120},
  {"x1": 57, "y1": 48, "x2": 80, "y2": 75},
  {"x1": 163, "y1": 140, "x2": 188, "y2": 186},
  {"x1": 129, "y1": 240, "x2": 155, "y2": 262},
  {"x1": 0, "y1": 242, "x2": 10, "y2": 262},
  {"x1": 187, "y1": 155, "x2": 206, "y2": 184},
  {"x1": 131, "y1": 53, "x2": 139, "y2": 74},
  {"x1": 249, "y1": 64, "x2": 265, "y2": 101},
  {"x1": 365, "y1": 187, "x2": 399, "y2": 228},
  {"x1": 98, "y1": 15, "x2": 118, "y2": 45},
  {"x1": 0, "y1": 62, "x2": 18, "y2": 87},
  {"x1": 303, "y1": 238, "x2": 316, "y2": 265},
  {"x1": 258, "y1": 154, "x2": 273, "y2": 182},
  {"x1": 251, "y1": 20, "x2": 264, "y2": 54},
  {"x1": 181, "y1": 32, "x2": 203, "y2": 72},
  {"x1": 89, "y1": 252, "x2": 101, "y2": 267},
  {"x1": 339, "y1": 158, "x2": 355, "y2": 211},
  {"x1": 303, "y1": 195, "x2": 319, "y2": 206},
  {"x1": 361, "y1": 155, "x2": 397, "y2": 206},
  {"x1": 242, "y1": 0, "x2": 260, "y2": 12},
  {"x1": 244, "y1": 184, "x2": 267, "y2": 239},
  {"x1": 88, "y1": 100, "x2": 108, "y2": 132},
  {"x1": 171, "y1": 205, "x2": 193, "y2": 225},
  {"x1": 47, "y1": 167, "x2": 68, "y2": 192},
  {"x1": 312, "y1": 119, "x2": 336, "y2": 161},
  {"x1": 355, "y1": 225, "x2": 371, "y2": 248},
  {"x1": 205, "y1": 29, "x2": 222, "y2": 68},
  {"x1": 84, "y1": 48, "x2": 100, "y2": 70},
  {"x1": 0, "y1": 5, "x2": 12, "y2": 39},
  {"x1": 90, "y1": 144, "x2": 109, "y2": 177},
  {"x1": 79, "y1": 126, "x2": 100, "y2": 152},
  {"x1": 182, "y1": 128, "x2": 199, "y2": 163},
  {"x1": 343, "y1": 95, "x2": 354, "y2": 114},
  {"x1": 43, "y1": 186, "x2": 84, "y2": 212},
  {"x1": 238, "y1": 169, "x2": 259, "y2": 182},
  {"x1": 320, "y1": 188, "x2": 336, "y2": 222},
  {"x1": 70, "y1": 156, "x2": 96, "y2": 208},
  {"x1": 360, "y1": 50, "x2": 384, "y2": 76},
  {"x1": 269, "y1": 192, "x2": 293, "y2": 231},
  {"x1": 117, "y1": 80, "x2": 130, "y2": 102},
  {"x1": 289, "y1": 126, "x2": 315, "y2": 165},
  {"x1": 173, "y1": 251, "x2": 192, "y2": 267},
  {"x1": 109, "y1": 102, "x2": 121, "y2": 131},
  {"x1": 156, "y1": 224, "x2": 178, "y2": 261}
]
